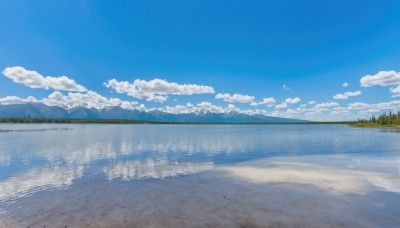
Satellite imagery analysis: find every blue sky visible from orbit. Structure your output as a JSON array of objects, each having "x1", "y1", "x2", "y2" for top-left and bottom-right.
[{"x1": 1, "y1": 0, "x2": 400, "y2": 120}]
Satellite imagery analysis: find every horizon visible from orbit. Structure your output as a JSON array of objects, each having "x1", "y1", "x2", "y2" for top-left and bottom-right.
[{"x1": 1, "y1": 1, "x2": 400, "y2": 121}]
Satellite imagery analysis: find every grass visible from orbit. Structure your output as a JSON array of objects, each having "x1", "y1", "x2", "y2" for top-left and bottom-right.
[{"x1": 350, "y1": 123, "x2": 400, "y2": 129}]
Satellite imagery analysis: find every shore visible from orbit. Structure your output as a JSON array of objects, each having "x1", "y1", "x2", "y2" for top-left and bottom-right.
[{"x1": 351, "y1": 123, "x2": 400, "y2": 129}]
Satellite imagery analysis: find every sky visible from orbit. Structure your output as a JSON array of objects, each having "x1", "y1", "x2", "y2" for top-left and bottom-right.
[{"x1": 0, "y1": 0, "x2": 400, "y2": 121}]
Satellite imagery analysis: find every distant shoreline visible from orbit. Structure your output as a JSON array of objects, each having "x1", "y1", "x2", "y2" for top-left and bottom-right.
[
  {"x1": 350, "y1": 123, "x2": 400, "y2": 129},
  {"x1": 0, "y1": 117, "x2": 355, "y2": 125}
]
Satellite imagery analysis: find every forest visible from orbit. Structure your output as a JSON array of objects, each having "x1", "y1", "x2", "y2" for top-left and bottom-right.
[{"x1": 355, "y1": 111, "x2": 400, "y2": 128}]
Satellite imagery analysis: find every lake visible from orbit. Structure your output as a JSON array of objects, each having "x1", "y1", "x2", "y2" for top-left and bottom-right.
[{"x1": 0, "y1": 124, "x2": 399, "y2": 227}]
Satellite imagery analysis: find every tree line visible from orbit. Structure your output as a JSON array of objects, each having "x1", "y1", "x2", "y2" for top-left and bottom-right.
[
  {"x1": 0, "y1": 117, "x2": 150, "y2": 124},
  {"x1": 357, "y1": 111, "x2": 400, "y2": 125}
]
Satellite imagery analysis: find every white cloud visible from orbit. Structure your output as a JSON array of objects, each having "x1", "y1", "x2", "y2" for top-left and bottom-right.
[
  {"x1": 390, "y1": 85, "x2": 400, "y2": 94},
  {"x1": 275, "y1": 103, "x2": 287, "y2": 109},
  {"x1": 360, "y1": 70, "x2": 400, "y2": 87},
  {"x1": 347, "y1": 102, "x2": 372, "y2": 110},
  {"x1": 359, "y1": 109, "x2": 380, "y2": 114},
  {"x1": 0, "y1": 96, "x2": 38, "y2": 105},
  {"x1": 344, "y1": 91, "x2": 362, "y2": 96},
  {"x1": 215, "y1": 93, "x2": 254, "y2": 103},
  {"x1": 146, "y1": 94, "x2": 168, "y2": 103},
  {"x1": 392, "y1": 94, "x2": 400, "y2": 98},
  {"x1": 308, "y1": 101, "x2": 316, "y2": 105},
  {"x1": 105, "y1": 78, "x2": 214, "y2": 103},
  {"x1": 261, "y1": 97, "x2": 276, "y2": 106},
  {"x1": 250, "y1": 97, "x2": 276, "y2": 107},
  {"x1": 282, "y1": 84, "x2": 290, "y2": 90},
  {"x1": 342, "y1": 82, "x2": 349, "y2": 87},
  {"x1": 348, "y1": 101, "x2": 400, "y2": 111},
  {"x1": 161, "y1": 102, "x2": 243, "y2": 115},
  {"x1": 333, "y1": 91, "x2": 361, "y2": 100},
  {"x1": 2, "y1": 66, "x2": 87, "y2": 92},
  {"x1": 333, "y1": 94, "x2": 348, "y2": 100},
  {"x1": 315, "y1": 102, "x2": 339, "y2": 108},
  {"x1": 41, "y1": 91, "x2": 140, "y2": 110},
  {"x1": 285, "y1": 97, "x2": 301, "y2": 104},
  {"x1": 330, "y1": 109, "x2": 350, "y2": 116}
]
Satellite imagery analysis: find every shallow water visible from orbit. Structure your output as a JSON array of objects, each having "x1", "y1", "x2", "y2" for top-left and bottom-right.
[{"x1": 0, "y1": 124, "x2": 399, "y2": 227}]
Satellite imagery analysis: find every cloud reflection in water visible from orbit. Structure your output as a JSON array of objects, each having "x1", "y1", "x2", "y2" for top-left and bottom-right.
[
  {"x1": 104, "y1": 157, "x2": 213, "y2": 180},
  {"x1": 0, "y1": 166, "x2": 83, "y2": 201},
  {"x1": 220, "y1": 156, "x2": 400, "y2": 194}
]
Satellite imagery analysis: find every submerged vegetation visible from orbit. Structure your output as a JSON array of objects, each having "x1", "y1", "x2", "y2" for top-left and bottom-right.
[{"x1": 353, "y1": 111, "x2": 400, "y2": 128}]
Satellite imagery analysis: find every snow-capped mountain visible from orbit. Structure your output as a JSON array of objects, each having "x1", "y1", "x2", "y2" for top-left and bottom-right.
[{"x1": 0, "y1": 103, "x2": 307, "y2": 123}]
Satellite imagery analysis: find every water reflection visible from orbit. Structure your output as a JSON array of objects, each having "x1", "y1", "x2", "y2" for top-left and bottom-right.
[
  {"x1": 104, "y1": 157, "x2": 213, "y2": 180},
  {"x1": 0, "y1": 124, "x2": 400, "y2": 202},
  {"x1": 0, "y1": 166, "x2": 83, "y2": 202},
  {"x1": 220, "y1": 155, "x2": 400, "y2": 194},
  {"x1": 1, "y1": 124, "x2": 399, "y2": 167},
  {"x1": 380, "y1": 128, "x2": 400, "y2": 133}
]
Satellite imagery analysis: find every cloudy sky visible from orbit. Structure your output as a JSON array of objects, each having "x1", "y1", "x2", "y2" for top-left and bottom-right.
[{"x1": 1, "y1": 0, "x2": 400, "y2": 121}]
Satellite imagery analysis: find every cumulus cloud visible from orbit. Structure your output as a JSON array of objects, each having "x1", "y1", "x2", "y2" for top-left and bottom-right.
[
  {"x1": 250, "y1": 97, "x2": 276, "y2": 107},
  {"x1": 314, "y1": 102, "x2": 339, "y2": 108},
  {"x1": 308, "y1": 101, "x2": 316, "y2": 105},
  {"x1": 360, "y1": 70, "x2": 400, "y2": 87},
  {"x1": 0, "y1": 90, "x2": 146, "y2": 111},
  {"x1": 0, "y1": 96, "x2": 38, "y2": 105},
  {"x1": 215, "y1": 93, "x2": 255, "y2": 103},
  {"x1": 42, "y1": 91, "x2": 138, "y2": 110},
  {"x1": 345, "y1": 91, "x2": 362, "y2": 96},
  {"x1": 269, "y1": 102, "x2": 360, "y2": 121},
  {"x1": 390, "y1": 85, "x2": 400, "y2": 93},
  {"x1": 2, "y1": 66, "x2": 87, "y2": 92},
  {"x1": 273, "y1": 97, "x2": 301, "y2": 109},
  {"x1": 348, "y1": 101, "x2": 400, "y2": 111},
  {"x1": 342, "y1": 82, "x2": 349, "y2": 87},
  {"x1": 0, "y1": 91, "x2": 143, "y2": 111},
  {"x1": 105, "y1": 78, "x2": 214, "y2": 103},
  {"x1": 333, "y1": 91, "x2": 362, "y2": 100},
  {"x1": 330, "y1": 109, "x2": 350, "y2": 116},
  {"x1": 285, "y1": 97, "x2": 301, "y2": 104},
  {"x1": 333, "y1": 94, "x2": 348, "y2": 100},
  {"x1": 162, "y1": 102, "x2": 235, "y2": 114},
  {"x1": 275, "y1": 103, "x2": 288, "y2": 109},
  {"x1": 161, "y1": 102, "x2": 254, "y2": 115}
]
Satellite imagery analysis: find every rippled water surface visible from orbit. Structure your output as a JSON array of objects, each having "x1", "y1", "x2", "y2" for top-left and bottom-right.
[{"x1": 0, "y1": 124, "x2": 399, "y2": 227}]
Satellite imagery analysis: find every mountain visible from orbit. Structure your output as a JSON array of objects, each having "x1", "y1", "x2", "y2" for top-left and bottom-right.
[{"x1": 0, "y1": 103, "x2": 307, "y2": 123}]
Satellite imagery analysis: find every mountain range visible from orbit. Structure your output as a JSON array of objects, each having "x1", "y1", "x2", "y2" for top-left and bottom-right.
[{"x1": 0, "y1": 103, "x2": 307, "y2": 123}]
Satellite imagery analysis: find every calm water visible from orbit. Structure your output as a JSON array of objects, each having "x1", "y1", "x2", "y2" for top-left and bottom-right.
[{"x1": 0, "y1": 124, "x2": 400, "y2": 227}]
